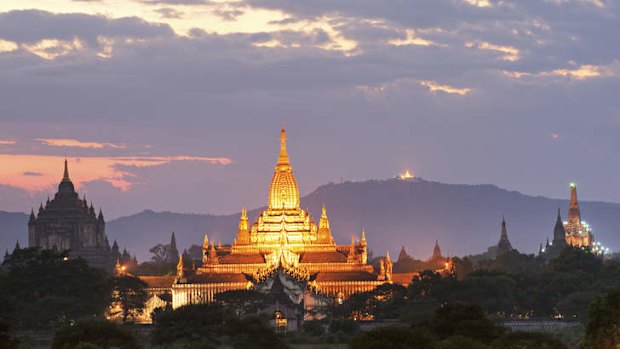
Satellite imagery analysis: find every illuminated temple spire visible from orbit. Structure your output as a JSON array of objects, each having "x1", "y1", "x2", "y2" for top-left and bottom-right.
[
  {"x1": 268, "y1": 125, "x2": 300, "y2": 209},
  {"x1": 568, "y1": 183, "x2": 581, "y2": 224},
  {"x1": 276, "y1": 124, "x2": 291, "y2": 171},
  {"x1": 237, "y1": 209, "x2": 250, "y2": 244}
]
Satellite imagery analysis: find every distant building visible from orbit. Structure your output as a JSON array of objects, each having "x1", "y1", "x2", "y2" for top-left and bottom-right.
[
  {"x1": 469, "y1": 217, "x2": 516, "y2": 263},
  {"x1": 398, "y1": 170, "x2": 415, "y2": 180},
  {"x1": 166, "y1": 232, "x2": 179, "y2": 263},
  {"x1": 539, "y1": 209, "x2": 568, "y2": 260},
  {"x1": 390, "y1": 241, "x2": 454, "y2": 285},
  {"x1": 27, "y1": 160, "x2": 115, "y2": 269},
  {"x1": 564, "y1": 183, "x2": 594, "y2": 248},
  {"x1": 486, "y1": 217, "x2": 515, "y2": 258},
  {"x1": 540, "y1": 183, "x2": 595, "y2": 259}
]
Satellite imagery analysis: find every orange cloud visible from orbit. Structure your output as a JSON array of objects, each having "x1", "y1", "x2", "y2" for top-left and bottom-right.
[
  {"x1": 0, "y1": 154, "x2": 232, "y2": 193},
  {"x1": 502, "y1": 61, "x2": 619, "y2": 81},
  {"x1": 466, "y1": 41, "x2": 520, "y2": 61},
  {"x1": 0, "y1": 140, "x2": 16, "y2": 145},
  {"x1": 36, "y1": 138, "x2": 126, "y2": 149},
  {"x1": 420, "y1": 80, "x2": 471, "y2": 95}
]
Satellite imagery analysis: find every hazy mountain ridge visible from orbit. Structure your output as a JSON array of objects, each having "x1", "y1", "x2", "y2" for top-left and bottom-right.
[
  {"x1": 2, "y1": 178, "x2": 620, "y2": 262},
  {"x1": 0, "y1": 211, "x2": 29, "y2": 254}
]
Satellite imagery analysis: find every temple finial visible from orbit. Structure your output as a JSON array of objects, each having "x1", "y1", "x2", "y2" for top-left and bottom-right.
[
  {"x1": 63, "y1": 158, "x2": 70, "y2": 181},
  {"x1": 276, "y1": 124, "x2": 290, "y2": 170},
  {"x1": 568, "y1": 182, "x2": 581, "y2": 224}
]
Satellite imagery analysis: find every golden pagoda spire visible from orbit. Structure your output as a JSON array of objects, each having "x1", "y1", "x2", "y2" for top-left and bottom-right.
[
  {"x1": 568, "y1": 182, "x2": 581, "y2": 224},
  {"x1": 202, "y1": 234, "x2": 209, "y2": 264},
  {"x1": 276, "y1": 125, "x2": 291, "y2": 171},
  {"x1": 347, "y1": 236, "x2": 357, "y2": 263},
  {"x1": 176, "y1": 253, "x2": 185, "y2": 279},
  {"x1": 268, "y1": 125, "x2": 300, "y2": 209}
]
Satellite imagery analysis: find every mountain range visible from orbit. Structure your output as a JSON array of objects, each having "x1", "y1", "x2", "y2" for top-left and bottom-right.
[{"x1": 2, "y1": 178, "x2": 619, "y2": 262}]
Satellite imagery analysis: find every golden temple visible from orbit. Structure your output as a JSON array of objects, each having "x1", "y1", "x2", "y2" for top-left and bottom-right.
[{"x1": 169, "y1": 126, "x2": 391, "y2": 314}]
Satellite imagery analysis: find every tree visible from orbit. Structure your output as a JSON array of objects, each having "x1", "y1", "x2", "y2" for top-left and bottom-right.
[
  {"x1": 548, "y1": 247, "x2": 603, "y2": 275},
  {"x1": 430, "y1": 303, "x2": 503, "y2": 344},
  {"x1": 329, "y1": 319, "x2": 360, "y2": 335},
  {"x1": 372, "y1": 283, "x2": 408, "y2": 319},
  {"x1": 490, "y1": 332, "x2": 567, "y2": 349},
  {"x1": 555, "y1": 290, "x2": 601, "y2": 320},
  {"x1": 131, "y1": 261, "x2": 176, "y2": 276},
  {"x1": 302, "y1": 320, "x2": 325, "y2": 336},
  {"x1": 349, "y1": 326, "x2": 435, "y2": 349},
  {"x1": 584, "y1": 288, "x2": 620, "y2": 349},
  {"x1": 215, "y1": 289, "x2": 264, "y2": 317},
  {"x1": 149, "y1": 244, "x2": 169, "y2": 263},
  {"x1": 0, "y1": 248, "x2": 112, "y2": 328},
  {"x1": 225, "y1": 316, "x2": 290, "y2": 349},
  {"x1": 152, "y1": 303, "x2": 228, "y2": 347},
  {"x1": 436, "y1": 335, "x2": 487, "y2": 349},
  {"x1": 408, "y1": 270, "x2": 443, "y2": 299},
  {"x1": 51, "y1": 320, "x2": 140, "y2": 349},
  {"x1": 0, "y1": 319, "x2": 19, "y2": 349},
  {"x1": 399, "y1": 299, "x2": 439, "y2": 326},
  {"x1": 111, "y1": 275, "x2": 148, "y2": 323}
]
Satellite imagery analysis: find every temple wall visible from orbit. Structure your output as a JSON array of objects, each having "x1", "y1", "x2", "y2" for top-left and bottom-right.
[
  {"x1": 172, "y1": 282, "x2": 247, "y2": 309},
  {"x1": 316, "y1": 281, "x2": 385, "y2": 299},
  {"x1": 199, "y1": 261, "x2": 373, "y2": 274}
]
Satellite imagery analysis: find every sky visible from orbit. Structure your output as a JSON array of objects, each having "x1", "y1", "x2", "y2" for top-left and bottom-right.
[{"x1": 0, "y1": 0, "x2": 619, "y2": 221}]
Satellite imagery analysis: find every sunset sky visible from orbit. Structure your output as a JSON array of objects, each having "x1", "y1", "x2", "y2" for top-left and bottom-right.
[{"x1": 0, "y1": 0, "x2": 618, "y2": 219}]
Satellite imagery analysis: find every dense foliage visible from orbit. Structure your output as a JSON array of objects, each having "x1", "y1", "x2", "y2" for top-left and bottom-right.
[
  {"x1": 350, "y1": 303, "x2": 566, "y2": 349},
  {"x1": 0, "y1": 247, "x2": 112, "y2": 329},
  {"x1": 583, "y1": 288, "x2": 620, "y2": 348},
  {"x1": 152, "y1": 303, "x2": 289, "y2": 348},
  {"x1": 396, "y1": 247, "x2": 620, "y2": 320},
  {"x1": 111, "y1": 275, "x2": 148, "y2": 323},
  {"x1": 51, "y1": 320, "x2": 141, "y2": 349}
]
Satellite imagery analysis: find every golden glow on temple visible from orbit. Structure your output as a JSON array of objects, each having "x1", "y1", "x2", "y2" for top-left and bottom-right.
[
  {"x1": 399, "y1": 169, "x2": 415, "y2": 180},
  {"x1": 564, "y1": 183, "x2": 593, "y2": 248},
  {"x1": 163, "y1": 126, "x2": 399, "y2": 324},
  {"x1": 117, "y1": 126, "x2": 454, "y2": 326}
]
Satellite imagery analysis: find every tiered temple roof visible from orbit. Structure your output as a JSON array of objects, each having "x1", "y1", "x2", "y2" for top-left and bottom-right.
[
  {"x1": 28, "y1": 160, "x2": 114, "y2": 269},
  {"x1": 169, "y1": 127, "x2": 390, "y2": 311}
]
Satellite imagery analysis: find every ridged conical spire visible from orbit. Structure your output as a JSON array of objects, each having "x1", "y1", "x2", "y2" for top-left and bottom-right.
[
  {"x1": 268, "y1": 125, "x2": 300, "y2": 209},
  {"x1": 58, "y1": 159, "x2": 75, "y2": 193},
  {"x1": 63, "y1": 158, "x2": 70, "y2": 181},
  {"x1": 276, "y1": 124, "x2": 291, "y2": 171},
  {"x1": 553, "y1": 208, "x2": 567, "y2": 245},
  {"x1": 432, "y1": 240, "x2": 442, "y2": 259},
  {"x1": 498, "y1": 216, "x2": 513, "y2": 252},
  {"x1": 568, "y1": 183, "x2": 581, "y2": 224},
  {"x1": 398, "y1": 245, "x2": 409, "y2": 262},
  {"x1": 170, "y1": 231, "x2": 177, "y2": 250},
  {"x1": 176, "y1": 253, "x2": 185, "y2": 279}
]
